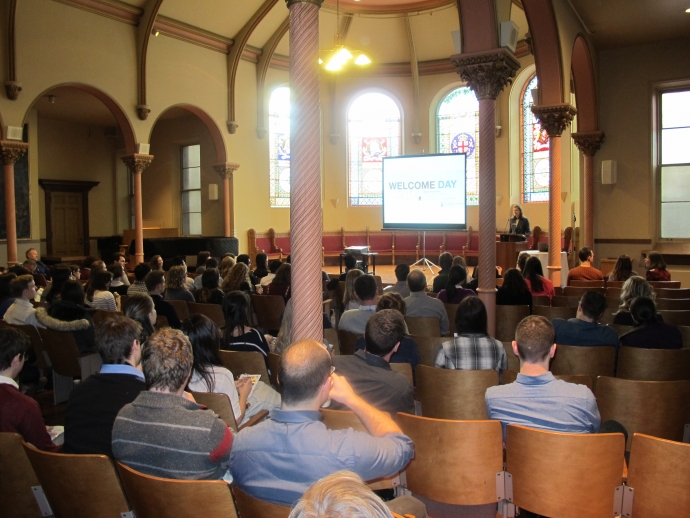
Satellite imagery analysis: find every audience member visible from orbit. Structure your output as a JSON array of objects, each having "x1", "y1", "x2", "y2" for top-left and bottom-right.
[
  {"x1": 434, "y1": 297, "x2": 506, "y2": 376},
  {"x1": 338, "y1": 275, "x2": 379, "y2": 335},
  {"x1": 196, "y1": 268, "x2": 225, "y2": 305},
  {"x1": 221, "y1": 262, "x2": 252, "y2": 295},
  {"x1": 195, "y1": 251, "x2": 211, "y2": 273},
  {"x1": 645, "y1": 251, "x2": 671, "y2": 281},
  {"x1": 42, "y1": 265, "x2": 72, "y2": 306},
  {"x1": 4, "y1": 275, "x2": 42, "y2": 327},
  {"x1": 112, "y1": 328, "x2": 233, "y2": 480},
  {"x1": 432, "y1": 252, "x2": 454, "y2": 292},
  {"x1": 127, "y1": 263, "x2": 151, "y2": 295},
  {"x1": 230, "y1": 340, "x2": 424, "y2": 517},
  {"x1": 85, "y1": 270, "x2": 118, "y2": 311},
  {"x1": 0, "y1": 327, "x2": 58, "y2": 451},
  {"x1": 23, "y1": 260, "x2": 37, "y2": 275},
  {"x1": 169, "y1": 256, "x2": 195, "y2": 290},
  {"x1": 111, "y1": 253, "x2": 131, "y2": 285},
  {"x1": 165, "y1": 265, "x2": 195, "y2": 302},
  {"x1": 452, "y1": 255, "x2": 473, "y2": 283},
  {"x1": 260, "y1": 259, "x2": 282, "y2": 287},
  {"x1": 608, "y1": 254, "x2": 634, "y2": 282},
  {"x1": 68, "y1": 264, "x2": 81, "y2": 281},
  {"x1": 236, "y1": 254, "x2": 259, "y2": 287},
  {"x1": 149, "y1": 254, "x2": 163, "y2": 271},
  {"x1": 404, "y1": 270, "x2": 449, "y2": 335},
  {"x1": 80, "y1": 255, "x2": 98, "y2": 280},
  {"x1": 516, "y1": 252, "x2": 530, "y2": 273},
  {"x1": 566, "y1": 246, "x2": 604, "y2": 285},
  {"x1": 522, "y1": 256, "x2": 555, "y2": 298},
  {"x1": 221, "y1": 291, "x2": 271, "y2": 363},
  {"x1": 552, "y1": 291, "x2": 618, "y2": 347},
  {"x1": 146, "y1": 270, "x2": 181, "y2": 328},
  {"x1": 63, "y1": 316, "x2": 146, "y2": 456},
  {"x1": 327, "y1": 254, "x2": 358, "y2": 291},
  {"x1": 496, "y1": 268, "x2": 533, "y2": 308},
  {"x1": 107, "y1": 263, "x2": 129, "y2": 296},
  {"x1": 265, "y1": 263, "x2": 292, "y2": 302},
  {"x1": 383, "y1": 263, "x2": 411, "y2": 298},
  {"x1": 25, "y1": 248, "x2": 51, "y2": 281},
  {"x1": 619, "y1": 296, "x2": 682, "y2": 349},
  {"x1": 613, "y1": 276, "x2": 656, "y2": 326},
  {"x1": 0, "y1": 272, "x2": 17, "y2": 319},
  {"x1": 194, "y1": 257, "x2": 219, "y2": 289},
  {"x1": 253, "y1": 253, "x2": 269, "y2": 279},
  {"x1": 342, "y1": 269, "x2": 364, "y2": 310},
  {"x1": 36, "y1": 281, "x2": 96, "y2": 352},
  {"x1": 123, "y1": 292, "x2": 157, "y2": 342},
  {"x1": 219, "y1": 255, "x2": 236, "y2": 280},
  {"x1": 437, "y1": 265, "x2": 475, "y2": 304},
  {"x1": 333, "y1": 310, "x2": 414, "y2": 415}
]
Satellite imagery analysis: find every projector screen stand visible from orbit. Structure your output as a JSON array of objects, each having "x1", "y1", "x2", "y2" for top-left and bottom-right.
[{"x1": 412, "y1": 231, "x2": 439, "y2": 273}]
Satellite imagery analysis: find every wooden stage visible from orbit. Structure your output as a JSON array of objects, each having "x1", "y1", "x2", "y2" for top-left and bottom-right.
[{"x1": 323, "y1": 263, "x2": 447, "y2": 287}]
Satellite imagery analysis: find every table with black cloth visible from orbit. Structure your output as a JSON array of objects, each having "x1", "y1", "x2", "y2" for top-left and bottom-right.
[{"x1": 127, "y1": 237, "x2": 238, "y2": 260}]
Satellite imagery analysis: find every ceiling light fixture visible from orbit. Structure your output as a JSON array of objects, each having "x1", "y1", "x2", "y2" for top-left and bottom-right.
[
  {"x1": 320, "y1": 0, "x2": 371, "y2": 72},
  {"x1": 686, "y1": 7, "x2": 690, "y2": 12}
]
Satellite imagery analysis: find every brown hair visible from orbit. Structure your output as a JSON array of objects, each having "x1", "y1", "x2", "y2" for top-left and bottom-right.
[{"x1": 142, "y1": 328, "x2": 193, "y2": 391}]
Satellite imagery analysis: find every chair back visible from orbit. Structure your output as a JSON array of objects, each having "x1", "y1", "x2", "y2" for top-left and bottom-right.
[
  {"x1": 219, "y1": 350, "x2": 269, "y2": 382},
  {"x1": 443, "y1": 303, "x2": 459, "y2": 335},
  {"x1": 596, "y1": 377, "x2": 690, "y2": 450},
  {"x1": 23, "y1": 443, "x2": 130, "y2": 518},
  {"x1": 604, "y1": 296, "x2": 620, "y2": 308},
  {"x1": 605, "y1": 287, "x2": 622, "y2": 299},
  {"x1": 678, "y1": 325, "x2": 690, "y2": 347},
  {"x1": 250, "y1": 294, "x2": 285, "y2": 331},
  {"x1": 606, "y1": 280, "x2": 624, "y2": 288},
  {"x1": 570, "y1": 280, "x2": 605, "y2": 288},
  {"x1": 532, "y1": 305, "x2": 577, "y2": 321},
  {"x1": 554, "y1": 374, "x2": 595, "y2": 392},
  {"x1": 657, "y1": 309, "x2": 690, "y2": 326},
  {"x1": 617, "y1": 347, "x2": 690, "y2": 381},
  {"x1": 13, "y1": 324, "x2": 50, "y2": 370},
  {"x1": 598, "y1": 308, "x2": 615, "y2": 325},
  {"x1": 0, "y1": 433, "x2": 44, "y2": 518},
  {"x1": 337, "y1": 329, "x2": 361, "y2": 355},
  {"x1": 502, "y1": 368, "x2": 518, "y2": 384},
  {"x1": 404, "y1": 316, "x2": 441, "y2": 337},
  {"x1": 413, "y1": 335, "x2": 447, "y2": 367},
  {"x1": 550, "y1": 295, "x2": 579, "y2": 307},
  {"x1": 502, "y1": 341, "x2": 520, "y2": 371},
  {"x1": 92, "y1": 309, "x2": 122, "y2": 326},
  {"x1": 397, "y1": 414, "x2": 503, "y2": 506},
  {"x1": 36, "y1": 327, "x2": 83, "y2": 378},
  {"x1": 267, "y1": 352, "x2": 281, "y2": 389},
  {"x1": 550, "y1": 344, "x2": 616, "y2": 379},
  {"x1": 563, "y1": 286, "x2": 606, "y2": 297},
  {"x1": 389, "y1": 362, "x2": 413, "y2": 387},
  {"x1": 231, "y1": 486, "x2": 291, "y2": 518},
  {"x1": 655, "y1": 287, "x2": 690, "y2": 299},
  {"x1": 654, "y1": 298, "x2": 690, "y2": 310},
  {"x1": 608, "y1": 323, "x2": 634, "y2": 337},
  {"x1": 116, "y1": 462, "x2": 238, "y2": 518},
  {"x1": 505, "y1": 424, "x2": 625, "y2": 518},
  {"x1": 187, "y1": 302, "x2": 226, "y2": 329},
  {"x1": 494, "y1": 305, "x2": 530, "y2": 341},
  {"x1": 626, "y1": 434, "x2": 690, "y2": 518},
  {"x1": 190, "y1": 392, "x2": 238, "y2": 432},
  {"x1": 648, "y1": 281, "x2": 681, "y2": 289},
  {"x1": 154, "y1": 314, "x2": 170, "y2": 330},
  {"x1": 167, "y1": 299, "x2": 190, "y2": 321},
  {"x1": 415, "y1": 365, "x2": 498, "y2": 420},
  {"x1": 321, "y1": 408, "x2": 367, "y2": 432},
  {"x1": 532, "y1": 295, "x2": 550, "y2": 306}
]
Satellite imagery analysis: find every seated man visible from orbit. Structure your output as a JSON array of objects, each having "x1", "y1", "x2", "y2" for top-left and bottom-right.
[
  {"x1": 127, "y1": 263, "x2": 151, "y2": 295},
  {"x1": 4, "y1": 275, "x2": 43, "y2": 328},
  {"x1": 383, "y1": 263, "x2": 411, "y2": 298},
  {"x1": 26, "y1": 248, "x2": 51, "y2": 281},
  {"x1": 552, "y1": 291, "x2": 618, "y2": 347},
  {"x1": 485, "y1": 316, "x2": 600, "y2": 438},
  {"x1": 566, "y1": 246, "x2": 604, "y2": 285},
  {"x1": 194, "y1": 258, "x2": 220, "y2": 289},
  {"x1": 63, "y1": 316, "x2": 147, "y2": 457},
  {"x1": 326, "y1": 254, "x2": 358, "y2": 291},
  {"x1": 146, "y1": 270, "x2": 181, "y2": 328},
  {"x1": 0, "y1": 327, "x2": 58, "y2": 451},
  {"x1": 404, "y1": 270, "x2": 449, "y2": 335},
  {"x1": 259, "y1": 259, "x2": 281, "y2": 287},
  {"x1": 338, "y1": 275, "x2": 378, "y2": 335},
  {"x1": 432, "y1": 252, "x2": 453, "y2": 293},
  {"x1": 231, "y1": 340, "x2": 425, "y2": 517},
  {"x1": 112, "y1": 328, "x2": 233, "y2": 480},
  {"x1": 332, "y1": 310, "x2": 414, "y2": 415}
]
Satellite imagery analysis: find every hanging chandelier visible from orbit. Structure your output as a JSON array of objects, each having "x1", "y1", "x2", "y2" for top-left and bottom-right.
[{"x1": 319, "y1": 0, "x2": 371, "y2": 71}]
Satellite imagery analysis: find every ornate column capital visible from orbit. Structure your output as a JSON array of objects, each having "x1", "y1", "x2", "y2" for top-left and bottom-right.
[
  {"x1": 0, "y1": 141, "x2": 28, "y2": 165},
  {"x1": 572, "y1": 131, "x2": 605, "y2": 156},
  {"x1": 121, "y1": 154, "x2": 154, "y2": 174},
  {"x1": 450, "y1": 48, "x2": 521, "y2": 100},
  {"x1": 213, "y1": 162, "x2": 240, "y2": 180},
  {"x1": 531, "y1": 104, "x2": 577, "y2": 137},
  {"x1": 285, "y1": 0, "x2": 323, "y2": 7}
]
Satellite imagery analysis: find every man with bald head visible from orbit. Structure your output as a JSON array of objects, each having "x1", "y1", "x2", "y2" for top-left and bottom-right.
[
  {"x1": 404, "y1": 269, "x2": 449, "y2": 335},
  {"x1": 230, "y1": 339, "x2": 426, "y2": 517}
]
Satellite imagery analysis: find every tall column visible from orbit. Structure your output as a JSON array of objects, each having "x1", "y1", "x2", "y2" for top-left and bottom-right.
[
  {"x1": 286, "y1": 0, "x2": 323, "y2": 342},
  {"x1": 572, "y1": 131, "x2": 605, "y2": 248},
  {"x1": 452, "y1": 49, "x2": 519, "y2": 336},
  {"x1": 213, "y1": 162, "x2": 240, "y2": 237},
  {"x1": 0, "y1": 141, "x2": 29, "y2": 267},
  {"x1": 531, "y1": 105, "x2": 577, "y2": 287},
  {"x1": 121, "y1": 154, "x2": 153, "y2": 265}
]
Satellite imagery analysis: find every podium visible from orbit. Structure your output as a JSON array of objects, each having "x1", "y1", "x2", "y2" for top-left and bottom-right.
[{"x1": 497, "y1": 234, "x2": 528, "y2": 273}]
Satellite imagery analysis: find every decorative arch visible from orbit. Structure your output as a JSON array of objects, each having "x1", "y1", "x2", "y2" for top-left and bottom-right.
[
  {"x1": 23, "y1": 83, "x2": 137, "y2": 155},
  {"x1": 571, "y1": 34, "x2": 597, "y2": 132}
]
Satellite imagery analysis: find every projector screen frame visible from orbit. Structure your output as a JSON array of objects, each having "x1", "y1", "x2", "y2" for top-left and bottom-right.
[{"x1": 381, "y1": 152, "x2": 468, "y2": 231}]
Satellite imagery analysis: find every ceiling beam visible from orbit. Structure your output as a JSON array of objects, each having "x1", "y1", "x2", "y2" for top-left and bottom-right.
[{"x1": 135, "y1": 0, "x2": 164, "y2": 120}]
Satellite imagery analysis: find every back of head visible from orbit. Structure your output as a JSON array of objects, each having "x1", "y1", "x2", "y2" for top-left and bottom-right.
[
  {"x1": 279, "y1": 340, "x2": 332, "y2": 407},
  {"x1": 10, "y1": 274, "x2": 34, "y2": 298},
  {"x1": 95, "y1": 315, "x2": 142, "y2": 364},
  {"x1": 620, "y1": 276, "x2": 654, "y2": 309},
  {"x1": 365, "y1": 309, "x2": 405, "y2": 357},
  {"x1": 407, "y1": 270, "x2": 427, "y2": 293},
  {"x1": 274, "y1": 263, "x2": 292, "y2": 283},
  {"x1": 517, "y1": 253, "x2": 529, "y2": 272},
  {"x1": 344, "y1": 254, "x2": 357, "y2": 270},
  {"x1": 60, "y1": 280, "x2": 86, "y2": 306},
  {"x1": 91, "y1": 260, "x2": 106, "y2": 273},
  {"x1": 142, "y1": 328, "x2": 193, "y2": 392},
  {"x1": 445, "y1": 265, "x2": 467, "y2": 300},
  {"x1": 647, "y1": 251, "x2": 666, "y2": 270},
  {"x1": 522, "y1": 256, "x2": 544, "y2": 291},
  {"x1": 107, "y1": 263, "x2": 123, "y2": 279},
  {"x1": 269, "y1": 260, "x2": 282, "y2": 274},
  {"x1": 196, "y1": 251, "x2": 211, "y2": 268},
  {"x1": 82, "y1": 255, "x2": 98, "y2": 269},
  {"x1": 354, "y1": 275, "x2": 377, "y2": 301},
  {"x1": 455, "y1": 296, "x2": 487, "y2": 334},
  {"x1": 170, "y1": 255, "x2": 185, "y2": 267},
  {"x1": 630, "y1": 296, "x2": 657, "y2": 325},
  {"x1": 134, "y1": 262, "x2": 152, "y2": 281},
  {"x1": 222, "y1": 290, "x2": 250, "y2": 330},
  {"x1": 376, "y1": 292, "x2": 405, "y2": 315},
  {"x1": 145, "y1": 270, "x2": 166, "y2": 292},
  {"x1": 122, "y1": 292, "x2": 155, "y2": 338},
  {"x1": 611, "y1": 255, "x2": 633, "y2": 280},
  {"x1": 180, "y1": 314, "x2": 222, "y2": 376},
  {"x1": 167, "y1": 265, "x2": 187, "y2": 289},
  {"x1": 50, "y1": 265, "x2": 72, "y2": 284},
  {"x1": 289, "y1": 471, "x2": 394, "y2": 518},
  {"x1": 515, "y1": 316, "x2": 555, "y2": 363},
  {"x1": 201, "y1": 268, "x2": 220, "y2": 289},
  {"x1": 452, "y1": 255, "x2": 467, "y2": 269},
  {"x1": 0, "y1": 327, "x2": 31, "y2": 371},
  {"x1": 236, "y1": 254, "x2": 250, "y2": 266},
  {"x1": 23, "y1": 260, "x2": 36, "y2": 271},
  {"x1": 255, "y1": 253, "x2": 268, "y2": 269},
  {"x1": 8, "y1": 265, "x2": 31, "y2": 277},
  {"x1": 578, "y1": 246, "x2": 593, "y2": 263},
  {"x1": 502, "y1": 268, "x2": 529, "y2": 294},
  {"x1": 394, "y1": 263, "x2": 410, "y2": 282},
  {"x1": 206, "y1": 257, "x2": 219, "y2": 269},
  {"x1": 439, "y1": 252, "x2": 453, "y2": 270},
  {"x1": 579, "y1": 291, "x2": 607, "y2": 320}
]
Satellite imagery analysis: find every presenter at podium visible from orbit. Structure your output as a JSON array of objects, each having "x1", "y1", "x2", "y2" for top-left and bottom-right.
[{"x1": 509, "y1": 204, "x2": 531, "y2": 236}]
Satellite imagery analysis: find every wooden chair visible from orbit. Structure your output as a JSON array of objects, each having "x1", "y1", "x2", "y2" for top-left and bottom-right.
[
  {"x1": 609, "y1": 323, "x2": 634, "y2": 337},
  {"x1": 413, "y1": 335, "x2": 447, "y2": 367},
  {"x1": 191, "y1": 392, "x2": 238, "y2": 432},
  {"x1": 219, "y1": 350, "x2": 269, "y2": 382},
  {"x1": 616, "y1": 347, "x2": 690, "y2": 381},
  {"x1": 337, "y1": 329, "x2": 361, "y2": 355},
  {"x1": 443, "y1": 303, "x2": 459, "y2": 335},
  {"x1": 654, "y1": 297, "x2": 690, "y2": 310},
  {"x1": 626, "y1": 434, "x2": 690, "y2": 517},
  {"x1": 554, "y1": 374, "x2": 595, "y2": 392},
  {"x1": 648, "y1": 281, "x2": 681, "y2": 289},
  {"x1": 116, "y1": 462, "x2": 239, "y2": 518},
  {"x1": 570, "y1": 280, "x2": 605, "y2": 288},
  {"x1": 154, "y1": 314, "x2": 170, "y2": 329},
  {"x1": 232, "y1": 485, "x2": 291, "y2": 518},
  {"x1": 502, "y1": 368, "x2": 518, "y2": 384},
  {"x1": 550, "y1": 344, "x2": 616, "y2": 380},
  {"x1": 655, "y1": 287, "x2": 690, "y2": 299},
  {"x1": 389, "y1": 362, "x2": 413, "y2": 387},
  {"x1": 494, "y1": 305, "x2": 530, "y2": 342},
  {"x1": 13, "y1": 323, "x2": 50, "y2": 370},
  {"x1": 606, "y1": 280, "x2": 625, "y2": 288},
  {"x1": 596, "y1": 377, "x2": 690, "y2": 450},
  {"x1": 505, "y1": 424, "x2": 625, "y2": 518},
  {"x1": 0, "y1": 433, "x2": 48, "y2": 518},
  {"x1": 606, "y1": 287, "x2": 623, "y2": 299},
  {"x1": 598, "y1": 308, "x2": 616, "y2": 324},
  {"x1": 187, "y1": 301, "x2": 226, "y2": 328},
  {"x1": 250, "y1": 294, "x2": 285, "y2": 331},
  {"x1": 415, "y1": 365, "x2": 498, "y2": 420},
  {"x1": 657, "y1": 309, "x2": 690, "y2": 326},
  {"x1": 404, "y1": 316, "x2": 441, "y2": 337},
  {"x1": 532, "y1": 305, "x2": 577, "y2": 320},
  {"x1": 532, "y1": 295, "x2": 551, "y2": 306},
  {"x1": 678, "y1": 325, "x2": 690, "y2": 348},
  {"x1": 267, "y1": 351, "x2": 281, "y2": 389},
  {"x1": 550, "y1": 295, "x2": 580, "y2": 307},
  {"x1": 605, "y1": 296, "x2": 620, "y2": 308},
  {"x1": 323, "y1": 327, "x2": 339, "y2": 353},
  {"x1": 563, "y1": 286, "x2": 606, "y2": 297},
  {"x1": 167, "y1": 299, "x2": 190, "y2": 321},
  {"x1": 397, "y1": 414, "x2": 503, "y2": 506},
  {"x1": 23, "y1": 442, "x2": 131, "y2": 518},
  {"x1": 92, "y1": 309, "x2": 123, "y2": 326},
  {"x1": 502, "y1": 341, "x2": 520, "y2": 371}
]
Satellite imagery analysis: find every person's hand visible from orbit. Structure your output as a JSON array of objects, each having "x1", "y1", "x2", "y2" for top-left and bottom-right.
[
  {"x1": 235, "y1": 377, "x2": 253, "y2": 399},
  {"x1": 328, "y1": 373, "x2": 358, "y2": 406},
  {"x1": 255, "y1": 284, "x2": 263, "y2": 294}
]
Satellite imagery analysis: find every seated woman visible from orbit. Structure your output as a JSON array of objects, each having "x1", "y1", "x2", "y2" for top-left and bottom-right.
[
  {"x1": 437, "y1": 265, "x2": 475, "y2": 304},
  {"x1": 195, "y1": 268, "x2": 225, "y2": 305},
  {"x1": 253, "y1": 252, "x2": 269, "y2": 280},
  {"x1": 195, "y1": 251, "x2": 211, "y2": 274},
  {"x1": 108, "y1": 263, "x2": 129, "y2": 296},
  {"x1": 619, "y1": 296, "x2": 682, "y2": 349},
  {"x1": 183, "y1": 314, "x2": 280, "y2": 426},
  {"x1": 496, "y1": 268, "x2": 532, "y2": 308},
  {"x1": 41, "y1": 265, "x2": 72, "y2": 307},
  {"x1": 85, "y1": 270, "x2": 119, "y2": 311},
  {"x1": 613, "y1": 276, "x2": 659, "y2": 326},
  {"x1": 165, "y1": 265, "x2": 195, "y2": 302},
  {"x1": 36, "y1": 280, "x2": 96, "y2": 353},
  {"x1": 219, "y1": 255, "x2": 236, "y2": 281},
  {"x1": 452, "y1": 255, "x2": 473, "y2": 284},
  {"x1": 79, "y1": 255, "x2": 98, "y2": 281},
  {"x1": 221, "y1": 263, "x2": 252, "y2": 295},
  {"x1": 149, "y1": 255, "x2": 163, "y2": 272},
  {"x1": 433, "y1": 296, "x2": 507, "y2": 377},
  {"x1": 645, "y1": 251, "x2": 671, "y2": 282},
  {"x1": 221, "y1": 291, "x2": 271, "y2": 365},
  {"x1": 122, "y1": 292, "x2": 156, "y2": 342},
  {"x1": 608, "y1": 254, "x2": 634, "y2": 282},
  {"x1": 522, "y1": 256, "x2": 555, "y2": 298},
  {"x1": 342, "y1": 269, "x2": 363, "y2": 311},
  {"x1": 265, "y1": 263, "x2": 291, "y2": 302}
]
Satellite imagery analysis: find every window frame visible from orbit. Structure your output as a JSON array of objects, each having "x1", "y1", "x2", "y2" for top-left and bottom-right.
[
  {"x1": 520, "y1": 74, "x2": 550, "y2": 205},
  {"x1": 180, "y1": 143, "x2": 202, "y2": 236},
  {"x1": 268, "y1": 85, "x2": 291, "y2": 208}
]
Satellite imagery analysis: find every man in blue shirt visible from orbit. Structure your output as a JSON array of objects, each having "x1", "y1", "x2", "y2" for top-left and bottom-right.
[
  {"x1": 231, "y1": 339, "x2": 426, "y2": 517},
  {"x1": 551, "y1": 291, "x2": 618, "y2": 347}
]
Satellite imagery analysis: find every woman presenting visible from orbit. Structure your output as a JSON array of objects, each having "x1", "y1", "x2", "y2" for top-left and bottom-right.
[{"x1": 509, "y1": 204, "x2": 531, "y2": 236}]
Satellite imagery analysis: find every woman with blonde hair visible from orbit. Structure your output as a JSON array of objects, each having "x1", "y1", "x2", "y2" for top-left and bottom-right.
[
  {"x1": 221, "y1": 262, "x2": 251, "y2": 294},
  {"x1": 165, "y1": 264, "x2": 195, "y2": 302},
  {"x1": 342, "y1": 269, "x2": 363, "y2": 311},
  {"x1": 613, "y1": 276, "x2": 656, "y2": 326},
  {"x1": 219, "y1": 255, "x2": 236, "y2": 280}
]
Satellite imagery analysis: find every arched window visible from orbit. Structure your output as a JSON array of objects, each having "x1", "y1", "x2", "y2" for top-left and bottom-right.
[
  {"x1": 521, "y1": 76, "x2": 550, "y2": 203},
  {"x1": 269, "y1": 86, "x2": 290, "y2": 208},
  {"x1": 348, "y1": 92, "x2": 401, "y2": 206},
  {"x1": 437, "y1": 86, "x2": 479, "y2": 205}
]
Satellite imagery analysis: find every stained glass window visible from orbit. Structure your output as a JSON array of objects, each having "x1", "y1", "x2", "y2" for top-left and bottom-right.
[
  {"x1": 348, "y1": 93, "x2": 401, "y2": 206},
  {"x1": 522, "y1": 76, "x2": 550, "y2": 203},
  {"x1": 437, "y1": 86, "x2": 480, "y2": 205},
  {"x1": 181, "y1": 144, "x2": 202, "y2": 235},
  {"x1": 269, "y1": 86, "x2": 290, "y2": 208}
]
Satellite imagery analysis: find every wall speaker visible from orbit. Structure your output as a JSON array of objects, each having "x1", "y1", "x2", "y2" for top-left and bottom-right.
[
  {"x1": 500, "y1": 21, "x2": 519, "y2": 52},
  {"x1": 451, "y1": 30, "x2": 462, "y2": 54},
  {"x1": 602, "y1": 160, "x2": 617, "y2": 184}
]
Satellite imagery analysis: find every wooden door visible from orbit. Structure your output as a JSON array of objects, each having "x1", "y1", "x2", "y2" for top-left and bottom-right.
[{"x1": 50, "y1": 192, "x2": 84, "y2": 256}]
